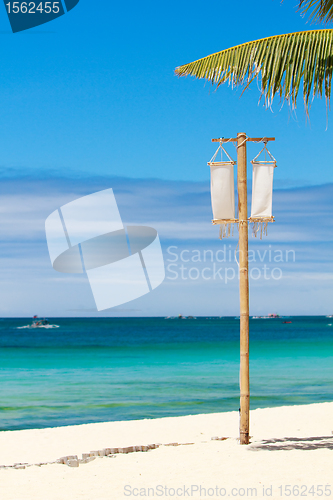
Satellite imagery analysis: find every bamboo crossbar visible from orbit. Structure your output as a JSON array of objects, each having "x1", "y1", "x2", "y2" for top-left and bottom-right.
[
  {"x1": 212, "y1": 218, "x2": 239, "y2": 224},
  {"x1": 248, "y1": 217, "x2": 275, "y2": 222},
  {"x1": 212, "y1": 217, "x2": 275, "y2": 225},
  {"x1": 212, "y1": 138, "x2": 275, "y2": 143}
]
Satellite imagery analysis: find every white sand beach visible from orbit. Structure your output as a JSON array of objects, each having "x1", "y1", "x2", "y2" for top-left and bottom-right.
[{"x1": 0, "y1": 402, "x2": 332, "y2": 500}]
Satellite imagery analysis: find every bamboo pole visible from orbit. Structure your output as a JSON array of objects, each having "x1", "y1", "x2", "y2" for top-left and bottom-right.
[
  {"x1": 237, "y1": 132, "x2": 250, "y2": 445},
  {"x1": 211, "y1": 134, "x2": 274, "y2": 444}
]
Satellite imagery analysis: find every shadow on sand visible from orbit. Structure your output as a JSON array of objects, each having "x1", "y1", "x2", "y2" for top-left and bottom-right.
[{"x1": 250, "y1": 436, "x2": 333, "y2": 451}]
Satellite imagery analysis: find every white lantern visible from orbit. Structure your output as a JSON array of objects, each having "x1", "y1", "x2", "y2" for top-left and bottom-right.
[
  {"x1": 250, "y1": 144, "x2": 276, "y2": 238},
  {"x1": 208, "y1": 145, "x2": 236, "y2": 221},
  {"x1": 250, "y1": 161, "x2": 275, "y2": 218}
]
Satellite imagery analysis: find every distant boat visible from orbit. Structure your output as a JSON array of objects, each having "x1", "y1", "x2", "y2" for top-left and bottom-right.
[
  {"x1": 17, "y1": 317, "x2": 59, "y2": 329},
  {"x1": 252, "y1": 314, "x2": 280, "y2": 319},
  {"x1": 283, "y1": 321, "x2": 292, "y2": 324},
  {"x1": 165, "y1": 315, "x2": 196, "y2": 320}
]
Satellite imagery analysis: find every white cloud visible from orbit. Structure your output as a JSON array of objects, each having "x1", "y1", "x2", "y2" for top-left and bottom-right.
[{"x1": 0, "y1": 175, "x2": 332, "y2": 316}]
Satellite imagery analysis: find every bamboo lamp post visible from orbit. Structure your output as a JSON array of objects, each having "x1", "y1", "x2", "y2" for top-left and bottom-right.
[{"x1": 211, "y1": 133, "x2": 275, "y2": 445}]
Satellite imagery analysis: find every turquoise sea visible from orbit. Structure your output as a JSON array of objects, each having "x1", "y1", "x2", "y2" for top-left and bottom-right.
[{"x1": 0, "y1": 316, "x2": 332, "y2": 431}]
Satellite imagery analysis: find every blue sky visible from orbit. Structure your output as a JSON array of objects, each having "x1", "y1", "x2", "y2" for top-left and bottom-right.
[{"x1": 0, "y1": 0, "x2": 332, "y2": 316}]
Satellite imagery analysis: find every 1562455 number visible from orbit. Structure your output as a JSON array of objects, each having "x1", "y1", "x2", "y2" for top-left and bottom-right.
[
  {"x1": 5, "y1": 2, "x2": 60, "y2": 14},
  {"x1": 278, "y1": 485, "x2": 331, "y2": 496}
]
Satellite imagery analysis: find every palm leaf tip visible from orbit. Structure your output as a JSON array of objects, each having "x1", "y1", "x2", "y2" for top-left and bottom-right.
[
  {"x1": 299, "y1": 0, "x2": 333, "y2": 23},
  {"x1": 174, "y1": 30, "x2": 333, "y2": 112}
]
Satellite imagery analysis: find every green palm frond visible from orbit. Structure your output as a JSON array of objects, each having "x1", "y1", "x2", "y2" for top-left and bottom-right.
[
  {"x1": 299, "y1": 0, "x2": 333, "y2": 23},
  {"x1": 175, "y1": 29, "x2": 333, "y2": 112}
]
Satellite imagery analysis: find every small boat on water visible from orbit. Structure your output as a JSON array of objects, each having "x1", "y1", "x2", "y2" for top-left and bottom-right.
[
  {"x1": 17, "y1": 316, "x2": 59, "y2": 329},
  {"x1": 165, "y1": 315, "x2": 196, "y2": 319},
  {"x1": 252, "y1": 313, "x2": 280, "y2": 319}
]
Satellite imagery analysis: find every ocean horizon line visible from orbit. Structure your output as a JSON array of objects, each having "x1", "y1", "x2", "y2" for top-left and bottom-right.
[{"x1": 1, "y1": 314, "x2": 332, "y2": 319}]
